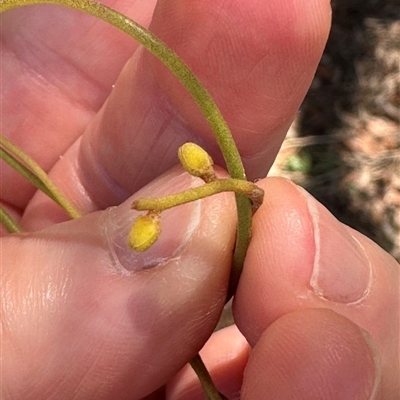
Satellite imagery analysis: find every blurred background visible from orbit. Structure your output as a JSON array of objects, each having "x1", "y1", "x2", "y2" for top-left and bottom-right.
[{"x1": 270, "y1": 0, "x2": 400, "y2": 262}]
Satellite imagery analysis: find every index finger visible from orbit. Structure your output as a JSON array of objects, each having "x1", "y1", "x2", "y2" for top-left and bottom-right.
[
  {"x1": 1, "y1": 0, "x2": 157, "y2": 209},
  {"x1": 20, "y1": 0, "x2": 332, "y2": 229}
]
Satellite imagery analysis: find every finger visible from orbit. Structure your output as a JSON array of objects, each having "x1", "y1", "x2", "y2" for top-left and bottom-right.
[
  {"x1": 148, "y1": 0, "x2": 331, "y2": 175},
  {"x1": 166, "y1": 325, "x2": 249, "y2": 400},
  {"x1": 234, "y1": 177, "x2": 399, "y2": 397},
  {"x1": 1, "y1": 167, "x2": 236, "y2": 400},
  {"x1": 241, "y1": 309, "x2": 379, "y2": 400},
  {"x1": 20, "y1": 0, "x2": 332, "y2": 228},
  {"x1": 1, "y1": 0, "x2": 157, "y2": 208}
]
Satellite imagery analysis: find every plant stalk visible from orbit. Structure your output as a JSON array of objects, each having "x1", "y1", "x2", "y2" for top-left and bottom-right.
[
  {"x1": 132, "y1": 179, "x2": 264, "y2": 212},
  {"x1": 0, "y1": 205, "x2": 23, "y2": 233},
  {"x1": 0, "y1": 135, "x2": 81, "y2": 219},
  {"x1": 190, "y1": 354, "x2": 228, "y2": 400}
]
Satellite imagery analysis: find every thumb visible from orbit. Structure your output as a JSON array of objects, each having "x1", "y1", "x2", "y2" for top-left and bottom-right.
[{"x1": 1, "y1": 166, "x2": 236, "y2": 400}]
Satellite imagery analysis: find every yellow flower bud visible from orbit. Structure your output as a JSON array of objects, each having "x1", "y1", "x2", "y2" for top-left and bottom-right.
[
  {"x1": 128, "y1": 212, "x2": 161, "y2": 252},
  {"x1": 178, "y1": 142, "x2": 216, "y2": 182}
]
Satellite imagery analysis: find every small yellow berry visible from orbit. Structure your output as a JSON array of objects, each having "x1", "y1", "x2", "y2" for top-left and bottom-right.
[
  {"x1": 178, "y1": 142, "x2": 216, "y2": 182},
  {"x1": 128, "y1": 212, "x2": 161, "y2": 252}
]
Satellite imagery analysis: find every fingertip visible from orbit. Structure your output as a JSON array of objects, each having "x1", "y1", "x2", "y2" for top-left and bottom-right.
[
  {"x1": 241, "y1": 309, "x2": 379, "y2": 400},
  {"x1": 148, "y1": 0, "x2": 332, "y2": 176},
  {"x1": 3, "y1": 167, "x2": 237, "y2": 399},
  {"x1": 234, "y1": 177, "x2": 316, "y2": 345},
  {"x1": 233, "y1": 176, "x2": 398, "y2": 397}
]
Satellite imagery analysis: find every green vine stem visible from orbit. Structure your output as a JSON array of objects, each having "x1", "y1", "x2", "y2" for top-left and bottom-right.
[
  {"x1": 0, "y1": 0, "x2": 252, "y2": 296},
  {"x1": 0, "y1": 204, "x2": 23, "y2": 233},
  {"x1": 0, "y1": 135, "x2": 81, "y2": 219},
  {"x1": 1, "y1": 145, "x2": 55, "y2": 200},
  {"x1": 190, "y1": 354, "x2": 228, "y2": 400}
]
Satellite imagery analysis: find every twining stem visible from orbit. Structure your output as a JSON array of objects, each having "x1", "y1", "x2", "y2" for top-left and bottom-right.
[
  {"x1": 0, "y1": 205, "x2": 23, "y2": 233},
  {"x1": 132, "y1": 179, "x2": 264, "y2": 212},
  {"x1": 0, "y1": 135, "x2": 81, "y2": 219},
  {"x1": 190, "y1": 354, "x2": 228, "y2": 400},
  {"x1": 0, "y1": 0, "x2": 252, "y2": 295},
  {"x1": 0, "y1": 146, "x2": 57, "y2": 202}
]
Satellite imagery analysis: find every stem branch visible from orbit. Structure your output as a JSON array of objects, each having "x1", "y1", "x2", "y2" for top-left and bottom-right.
[{"x1": 132, "y1": 179, "x2": 263, "y2": 212}]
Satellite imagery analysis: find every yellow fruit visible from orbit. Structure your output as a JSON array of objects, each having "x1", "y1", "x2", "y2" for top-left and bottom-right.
[
  {"x1": 128, "y1": 212, "x2": 161, "y2": 252},
  {"x1": 178, "y1": 142, "x2": 215, "y2": 182}
]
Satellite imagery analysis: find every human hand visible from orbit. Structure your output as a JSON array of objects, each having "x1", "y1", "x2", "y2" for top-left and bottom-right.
[
  {"x1": 168, "y1": 176, "x2": 399, "y2": 399},
  {"x1": 2, "y1": 0, "x2": 398, "y2": 399}
]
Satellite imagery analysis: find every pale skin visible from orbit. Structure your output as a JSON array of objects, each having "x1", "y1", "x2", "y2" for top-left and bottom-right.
[{"x1": 1, "y1": 0, "x2": 399, "y2": 399}]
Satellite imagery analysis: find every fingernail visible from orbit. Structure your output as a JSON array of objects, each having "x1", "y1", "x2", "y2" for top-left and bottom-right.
[
  {"x1": 99, "y1": 171, "x2": 201, "y2": 273},
  {"x1": 358, "y1": 327, "x2": 381, "y2": 400},
  {"x1": 298, "y1": 186, "x2": 372, "y2": 303}
]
